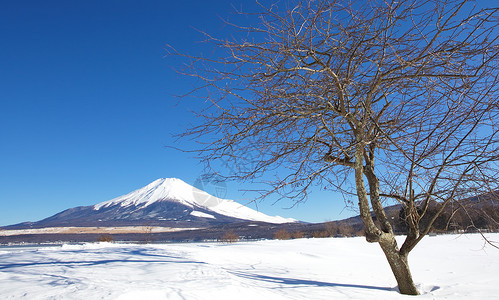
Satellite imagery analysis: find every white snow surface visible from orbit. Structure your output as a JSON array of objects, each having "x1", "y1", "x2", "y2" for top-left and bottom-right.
[
  {"x1": 0, "y1": 233, "x2": 498, "y2": 299},
  {"x1": 93, "y1": 178, "x2": 295, "y2": 224},
  {"x1": 189, "y1": 211, "x2": 216, "y2": 219}
]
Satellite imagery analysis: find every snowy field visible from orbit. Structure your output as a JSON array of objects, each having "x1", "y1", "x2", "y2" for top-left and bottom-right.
[{"x1": 0, "y1": 233, "x2": 498, "y2": 299}]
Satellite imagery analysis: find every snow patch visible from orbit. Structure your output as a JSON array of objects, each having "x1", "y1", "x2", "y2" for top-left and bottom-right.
[{"x1": 190, "y1": 211, "x2": 216, "y2": 219}]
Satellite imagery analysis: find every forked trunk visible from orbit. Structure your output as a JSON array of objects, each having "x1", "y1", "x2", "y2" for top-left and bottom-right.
[
  {"x1": 378, "y1": 234, "x2": 419, "y2": 295},
  {"x1": 354, "y1": 146, "x2": 419, "y2": 295}
]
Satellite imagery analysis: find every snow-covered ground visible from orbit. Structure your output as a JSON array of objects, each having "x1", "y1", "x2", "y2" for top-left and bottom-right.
[{"x1": 0, "y1": 233, "x2": 497, "y2": 299}]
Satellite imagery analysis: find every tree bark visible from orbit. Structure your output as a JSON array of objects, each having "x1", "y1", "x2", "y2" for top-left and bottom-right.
[
  {"x1": 378, "y1": 233, "x2": 420, "y2": 295},
  {"x1": 355, "y1": 145, "x2": 419, "y2": 295}
]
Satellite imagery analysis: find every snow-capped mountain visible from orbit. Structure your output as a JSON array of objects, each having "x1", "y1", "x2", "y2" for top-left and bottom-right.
[
  {"x1": 94, "y1": 178, "x2": 294, "y2": 224},
  {"x1": 12, "y1": 178, "x2": 295, "y2": 229}
]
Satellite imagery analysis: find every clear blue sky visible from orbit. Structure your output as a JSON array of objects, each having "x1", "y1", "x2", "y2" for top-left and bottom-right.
[{"x1": 0, "y1": 0, "x2": 357, "y2": 227}]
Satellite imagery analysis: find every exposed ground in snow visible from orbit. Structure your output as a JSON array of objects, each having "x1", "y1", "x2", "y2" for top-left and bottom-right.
[
  {"x1": 0, "y1": 226, "x2": 198, "y2": 236},
  {"x1": 0, "y1": 233, "x2": 498, "y2": 299}
]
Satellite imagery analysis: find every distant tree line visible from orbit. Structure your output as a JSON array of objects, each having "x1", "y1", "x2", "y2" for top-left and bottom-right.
[{"x1": 395, "y1": 203, "x2": 499, "y2": 234}]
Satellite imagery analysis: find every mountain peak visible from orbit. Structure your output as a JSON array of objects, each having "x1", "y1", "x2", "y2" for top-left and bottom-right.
[{"x1": 94, "y1": 177, "x2": 197, "y2": 210}]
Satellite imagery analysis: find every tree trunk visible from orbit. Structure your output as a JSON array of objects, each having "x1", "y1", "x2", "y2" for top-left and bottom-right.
[
  {"x1": 378, "y1": 233, "x2": 420, "y2": 295},
  {"x1": 354, "y1": 145, "x2": 419, "y2": 295}
]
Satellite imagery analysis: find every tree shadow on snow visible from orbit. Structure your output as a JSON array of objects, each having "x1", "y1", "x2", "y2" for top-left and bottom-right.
[
  {"x1": 229, "y1": 271, "x2": 394, "y2": 292},
  {"x1": 0, "y1": 258, "x2": 205, "y2": 271},
  {"x1": 0, "y1": 248, "x2": 205, "y2": 271}
]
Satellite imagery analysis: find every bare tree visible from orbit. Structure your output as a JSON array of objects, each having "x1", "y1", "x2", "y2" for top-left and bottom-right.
[{"x1": 171, "y1": 0, "x2": 499, "y2": 295}]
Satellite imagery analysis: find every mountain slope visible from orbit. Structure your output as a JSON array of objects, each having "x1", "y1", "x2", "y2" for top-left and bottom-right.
[{"x1": 7, "y1": 178, "x2": 295, "y2": 229}]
